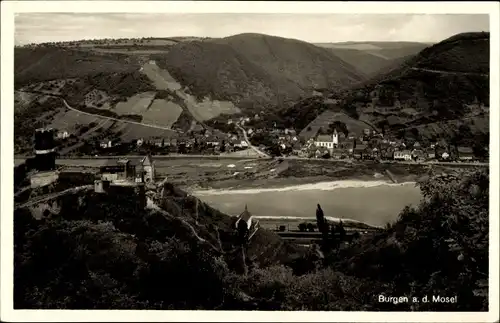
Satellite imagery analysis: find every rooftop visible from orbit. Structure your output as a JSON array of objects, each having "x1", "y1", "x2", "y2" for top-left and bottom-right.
[
  {"x1": 458, "y1": 146, "x2": 474, "y2": 154},
  {"x1": 316, "y1": 135, "x2": 332, "y2": 142}
]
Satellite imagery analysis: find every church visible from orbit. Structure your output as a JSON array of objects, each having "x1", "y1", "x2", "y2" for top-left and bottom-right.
[{"x1": 314, "y1": 129, "x2": 339, "y2": 150}]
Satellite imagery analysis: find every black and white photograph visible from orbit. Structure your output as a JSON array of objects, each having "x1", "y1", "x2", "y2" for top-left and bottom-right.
[{"x1": 1, "y1": 1, "x2": 499, "y2": 322}]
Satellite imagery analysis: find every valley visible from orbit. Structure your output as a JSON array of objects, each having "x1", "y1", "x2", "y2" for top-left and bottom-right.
[{"x1": 11, "y1": 23, "x2": 491, "y2": 313}]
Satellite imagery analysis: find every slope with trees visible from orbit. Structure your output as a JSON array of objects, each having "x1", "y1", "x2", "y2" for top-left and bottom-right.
[
  {"x1": 14, "y1": 168, "x2": 488, "y2": 311},
  {"x1": 152, "y1": 33, "x2": 366, "y2": 112}
]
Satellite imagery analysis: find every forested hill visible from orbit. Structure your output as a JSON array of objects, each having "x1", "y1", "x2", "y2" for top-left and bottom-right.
[{"x1": 151, "y1": 33, "x2": 366, "y2": 112}]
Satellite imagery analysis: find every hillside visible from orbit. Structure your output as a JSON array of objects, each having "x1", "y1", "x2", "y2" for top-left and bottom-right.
[
  {"x1": 152, "y1": 33, "x2": 366, "y2": 111},
  {"x1": 294, "y1": 32, "x2": 490, "y2": 144},
  {"x1": 315, "y1": 41, "x2": 429, "y2": 76}
]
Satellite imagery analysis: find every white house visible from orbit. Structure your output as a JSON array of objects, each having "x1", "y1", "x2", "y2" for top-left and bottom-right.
[
  {"x1": 394, "y1": 150, "x2": 412, "y2": 161},
  {"x1": 136, "y1": 138, "x2": 144, "y2": 147},
  {"x1": 57, "y1": 130, "x2": 70, "y2": 139},
  {"x1": 100, "y1": 140, "x2": 113, "y2": 149}
]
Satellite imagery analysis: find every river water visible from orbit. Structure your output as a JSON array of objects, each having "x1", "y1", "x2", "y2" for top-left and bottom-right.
[{"x1": 194, "y1": 181, "x2": 422, "y2": 228}]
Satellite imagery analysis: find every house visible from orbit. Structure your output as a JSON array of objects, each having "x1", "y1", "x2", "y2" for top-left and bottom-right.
[
  {"x1": 394, "y1": 150, "x2": 412, "y2": 161},
  {"x1": 426, "y1": 148, "x2": 436, "y2": 159},
  {"x1": 411, "y1": 149, "x2": 426, "y2": 162},
  {"x1": 315, "y1": 147, "x2": 330, "y2": 158},
  {"x1": 382, "y1": 148, "x2": 394, "y2": 160},
  {"x1": 206, "y1": 137, "x2": 220, "y2": 147},
  {"x1": 56, "y1": 130, "x2": 70, "y2": 139},
  {"x1": 353, "y1": 144, "x2": 367, "y2": 160},
  {"x1": 185, "y1": 138, "x2": 196, "y2": 148},
  {"x1": 371, "y1": 147, "x2": 380, "y2": 159},
  {"x1": 458, "y1": 146, "x2": 474, "y2": 161},
  {"x1": 233, "y1": 140, "x2": 248, "y2": 149},
  {"x1": 100, "y1": 139, "x2": 115, "y2": 149},
  {"x1": 100, "y1": 159, "x2": 137, "y2": 182},
  {"x1": 141, "y1": 154, "x2": 155, "y2": 183},
  {"x1": 331, "y1": 148, "x2": 343, "y2": 159},
  {"x1": 344, "y1": 141, "x2": 355, "y2": 154},
  {"x1": 234, "y1": 204, "x2": 254, "y2": 230},
  {"x1": 435, "y1": 146, "x2": 448, "y2": 160},
  {"x1": 136, "y1": 138, "x2": 144, "y2": 147},
  {"x1": 153, "y1": 138, "x2": 164, "y2": 147},
  {"x1": 441, "y1": 152, "x2": 450, "y2": 160}
]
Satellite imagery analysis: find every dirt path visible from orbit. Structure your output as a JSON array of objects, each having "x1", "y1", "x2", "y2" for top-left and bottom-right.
[
  {"x1": 61, "y1": 98, "x2": 180, "y2": 132},
  {"x1": 16, "y1": 90, "x2": 182, "y2": 134}
]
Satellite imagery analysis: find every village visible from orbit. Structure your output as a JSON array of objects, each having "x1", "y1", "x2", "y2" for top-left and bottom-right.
[{"x1": 49, "y1": 111, "x2": 486, "y2": 163}]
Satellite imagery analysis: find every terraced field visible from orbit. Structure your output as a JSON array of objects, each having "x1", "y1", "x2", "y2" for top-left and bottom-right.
[{"x1": 140, "y1": 61, "x2": 240, "y2": 122}]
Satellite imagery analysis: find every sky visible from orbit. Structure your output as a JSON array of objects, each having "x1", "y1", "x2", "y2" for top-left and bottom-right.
[{"x1": 14, "y1": 13, "x2": 489, "y2": 45}]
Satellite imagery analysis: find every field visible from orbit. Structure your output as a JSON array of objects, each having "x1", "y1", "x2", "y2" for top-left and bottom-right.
[
  {"x1": 181, "y1": 93, "x2": 241, "y2": 121},
  {"x1": 116, "y1": 123, "x2": 177, "y2": 142},
  {"x1": 49, "y1": 109, "x2": 102, "y2": 133},
  {"x1": 141, "y1": 99, "x2": 184, "y2": 128},
  {"x1": 141, "y1": 61, "x2": 240, "y2": 121},
  {"x1": 140, "y1": 62, "x2": 182, "y2": 91},
  {"x1": 114, "y1": 92, "x2": 156, "y2": 115},
  {"x1": 299, "y1": 110, "x2": 374, "y2": 139}
]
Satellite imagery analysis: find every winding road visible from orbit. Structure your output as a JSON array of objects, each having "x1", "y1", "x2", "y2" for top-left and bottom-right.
[
  {"x1": 16, "y1": 90, "x2": 182, "y2": 133},
  {"x1": 235, "y1": 124, "x2": 270, "y2": 158},
  {"x1": 60, "y1": 98, "x2": 182, "y2": 133}
]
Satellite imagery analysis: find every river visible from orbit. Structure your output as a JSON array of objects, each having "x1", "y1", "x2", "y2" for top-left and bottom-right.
[{"x1": 193, "y1": 181, "x2": 422, "y2": 228}]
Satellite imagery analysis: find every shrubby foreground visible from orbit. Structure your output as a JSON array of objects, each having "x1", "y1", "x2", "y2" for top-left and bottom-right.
[{"x1": 14, "y1": 169, "x2": 488, "y2": 311}]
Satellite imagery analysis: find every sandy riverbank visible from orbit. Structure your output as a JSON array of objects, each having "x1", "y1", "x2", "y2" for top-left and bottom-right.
[
  {"x1": 191, "y1": 178, "x2": 417, "y2": 196},
  {"x1": 192, "y1": 179, "x2": 422, "y2": 228}
]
